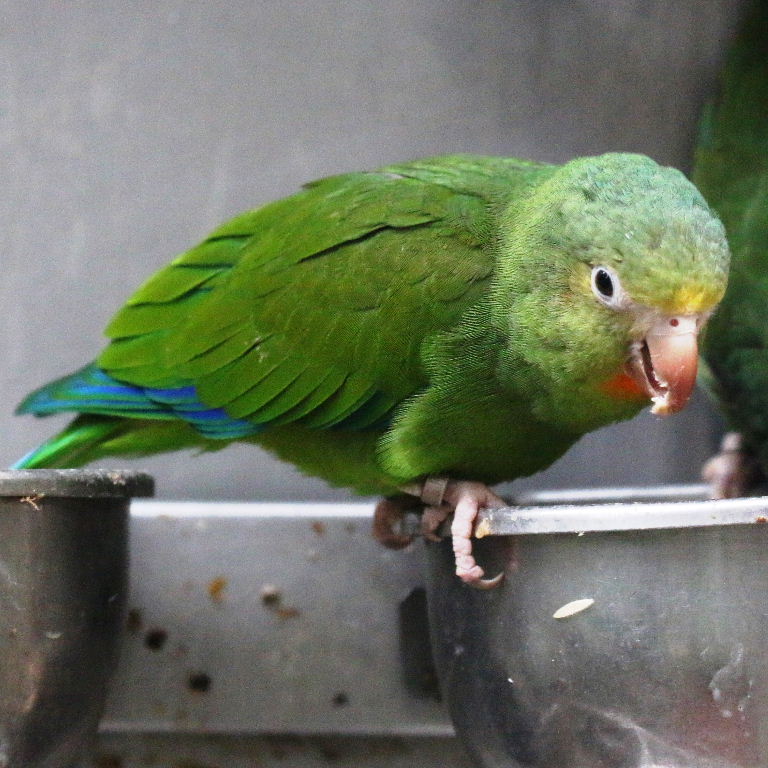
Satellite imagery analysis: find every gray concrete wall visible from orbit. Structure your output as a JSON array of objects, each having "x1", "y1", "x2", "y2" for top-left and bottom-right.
[{"x1": 1, "y1": 0, "x2": 742, "y2": 501}]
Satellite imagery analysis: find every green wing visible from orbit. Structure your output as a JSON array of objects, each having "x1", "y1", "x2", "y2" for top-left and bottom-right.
[
  {"x1": 96, "y1": 155, "x2": 538, "y2": 433},
  {"x1": 694, "y1": 0, "x2": 768, "y2": 459}
]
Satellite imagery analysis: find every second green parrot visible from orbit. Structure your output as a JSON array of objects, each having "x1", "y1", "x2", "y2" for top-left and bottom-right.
[
  {"x1": 694, "y1": 0, "x2": 768, "y2": 498},
  {"x1": 14, "y1": 152, "x2": 729, "y2": 585}
]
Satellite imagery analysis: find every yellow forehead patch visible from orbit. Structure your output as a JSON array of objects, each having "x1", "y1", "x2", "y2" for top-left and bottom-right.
[{"x1": 659, "y1": 284, "x2": 725, "y2": 315}]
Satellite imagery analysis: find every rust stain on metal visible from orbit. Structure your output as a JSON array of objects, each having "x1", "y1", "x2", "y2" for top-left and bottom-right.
[{"x1": 207, "y1": 576, "x2": 228, "y2": 602}]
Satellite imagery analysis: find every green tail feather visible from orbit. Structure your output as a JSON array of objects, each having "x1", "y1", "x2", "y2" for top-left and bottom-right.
[{"x1": 12, "y1": 415, "x2": 221, "y2": 469}]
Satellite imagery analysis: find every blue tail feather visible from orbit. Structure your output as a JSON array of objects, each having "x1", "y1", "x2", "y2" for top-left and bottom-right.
[{"x1": 18, "y1": 364, "x2": 262, "y2": 440}]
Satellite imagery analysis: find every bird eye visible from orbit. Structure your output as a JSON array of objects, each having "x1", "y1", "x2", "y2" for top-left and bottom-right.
[
  {"x1": 591, "y1": 266, "x2": 624, "y2": 307},
  {"x1": 593, "y1": 268, "x2": 613, "y2": 297}
]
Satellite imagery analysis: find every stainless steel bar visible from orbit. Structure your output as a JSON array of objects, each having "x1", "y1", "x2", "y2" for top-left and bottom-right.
[{"x1": 477, "y1": 495, "x2": 768, "y2": 536}]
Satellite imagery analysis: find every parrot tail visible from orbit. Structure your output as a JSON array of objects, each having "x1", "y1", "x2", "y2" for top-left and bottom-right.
[
  {"x1": 11, "y1": 414, "x2": 219, "y2": 469},
  {"x1": 11, "y1": 415, "x2": 129, "y2": 469},
  {"x1": 12, "y1": 363, "x2": 259, "y2": 468},
  {"x1": 16, "y1": 363, "x2": 262, "y2": 441}
]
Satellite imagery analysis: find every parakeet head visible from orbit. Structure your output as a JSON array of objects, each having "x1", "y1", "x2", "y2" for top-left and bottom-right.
[{"x1": 496, "y1": 152, "x2": 730, "y2": 430}]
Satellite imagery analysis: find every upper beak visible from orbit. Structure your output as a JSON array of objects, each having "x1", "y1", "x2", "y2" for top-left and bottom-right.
[{"x1": 625, "y1": 315, "x2": 700, "y2": 416}]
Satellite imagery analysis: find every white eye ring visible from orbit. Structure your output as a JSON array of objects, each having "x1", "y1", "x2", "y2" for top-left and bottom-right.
[{"x1": 591, "y1": 265, "x2": 626, "y2": 308}]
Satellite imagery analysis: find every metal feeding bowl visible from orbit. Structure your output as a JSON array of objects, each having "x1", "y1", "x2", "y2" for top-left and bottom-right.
[
  {"x1": 0, "y1": 469, "x2": 153, "y2": 768},
  {"x1": 424, "y1": 487, "x2": 768, "y2": 768}
]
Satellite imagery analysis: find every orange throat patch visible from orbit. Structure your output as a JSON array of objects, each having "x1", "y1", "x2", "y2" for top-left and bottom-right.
[{"x1": 599, "y1": 371, "x2": 647, "y2": 401}]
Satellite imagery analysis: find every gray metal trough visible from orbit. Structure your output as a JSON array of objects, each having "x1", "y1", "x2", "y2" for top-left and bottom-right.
[
  {"x1": 0, "y1": 470, "x2": 152, "y2": 768},
  {"x1": 426, "y1": 488, "x2": 768, "y2": 767}
]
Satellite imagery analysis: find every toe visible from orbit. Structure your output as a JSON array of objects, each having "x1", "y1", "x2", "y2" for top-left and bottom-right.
[
  {"x1": 421, "y1": 504, "x2": 450, "y2": 542},
  {"x1": 451, "y1": 494, "x2": 485, "y2": 580},
  {"x1": 430, "y1": 479, "x2": 508, "y2": 589},
  {"x1": 372, "y1": 496, "x2": 416, "y2": 550}
]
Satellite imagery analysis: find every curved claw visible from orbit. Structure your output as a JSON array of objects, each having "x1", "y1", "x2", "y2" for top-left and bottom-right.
[
  {"x1": 395, "y1": 478, "x2": 510, "y2": 589},
  {"x1": 469, "y1": 571, "x2": 505, "y2": 590},
  {"x1": 448, "y1": 481, "x2": 507, "y2": 589}
]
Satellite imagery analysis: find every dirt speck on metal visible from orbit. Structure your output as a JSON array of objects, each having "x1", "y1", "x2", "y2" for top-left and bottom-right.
[
  {"x1": 260, "y1": 584, "x2": 282, "y2": 606},
  {"x1": 125, "y1": 608, "x2": 143, "y2": 634},
  {"x1": 260, "y1": 584, "x2": 300, "y2": 619},
  {"x1": 207, "y1": 576, "x2": 228, "y2": 603},
  {"x1": 187, "y1": 671, "x2": 212, "y2": 694},
  {"x1": 331, "y1": 691, "x2": 349, "y2": 707},
  {"x1": 144, "y1": 627, "x2": 168, "y2": 651}
]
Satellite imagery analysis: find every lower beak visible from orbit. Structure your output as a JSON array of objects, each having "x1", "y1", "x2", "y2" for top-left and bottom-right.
[{"x1": 625, "y1": 315, "x2": 700, "y2": 416}]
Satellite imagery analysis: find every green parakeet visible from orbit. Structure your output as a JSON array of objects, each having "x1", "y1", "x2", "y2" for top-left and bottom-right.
[
  {"x1": 693, "y1": 0, "x2": 768, "y2": 497},
  {"x1": 14, "y1": 152, "x2": 729, "y2": 585}
]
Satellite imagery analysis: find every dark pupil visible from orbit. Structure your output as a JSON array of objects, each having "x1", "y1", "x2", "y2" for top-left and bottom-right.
[{"x1": 595, "y1": 269, "x2": 614, "y2": 297}]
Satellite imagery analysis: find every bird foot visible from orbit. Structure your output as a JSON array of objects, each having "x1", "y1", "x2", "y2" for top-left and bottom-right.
[
  {"x1": 372, "y1": 494, "x2": 423, "y2": 549},
  {"x1": 400, "y1": 478, "x2": 506, "y2": 589},
  {"x1": 702, "y1": 432, "x2": 761, "y2": 499},
  {"x1": 371, "y1": 488, "x2": 460, "y2": 548}
]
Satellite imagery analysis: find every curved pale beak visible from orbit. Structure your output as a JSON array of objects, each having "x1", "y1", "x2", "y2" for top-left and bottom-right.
[{"x1": 625, "y1": 315, "x2": 700, "y2": 416}]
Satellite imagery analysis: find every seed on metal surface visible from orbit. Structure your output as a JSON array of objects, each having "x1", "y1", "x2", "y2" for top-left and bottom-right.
[
  {"x1": 474, "y1": 518, "x2": 492, "y2": 539},
  {"x1": 552, "y1": 598, "x2": 595, "y2": 619}
]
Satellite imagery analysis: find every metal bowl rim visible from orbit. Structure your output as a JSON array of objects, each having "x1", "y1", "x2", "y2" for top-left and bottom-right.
[
  {"x1": 0, "y1": 469, "x2": 154, "y2": 498},
  {"x1": 480, "y1": 493, "x2": 768, "y2": 535}
]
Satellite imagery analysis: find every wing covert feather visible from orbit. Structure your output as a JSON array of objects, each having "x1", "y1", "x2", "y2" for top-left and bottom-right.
[{"x1": 99, "y1": 160, "x2": 505, "y2": 431}]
